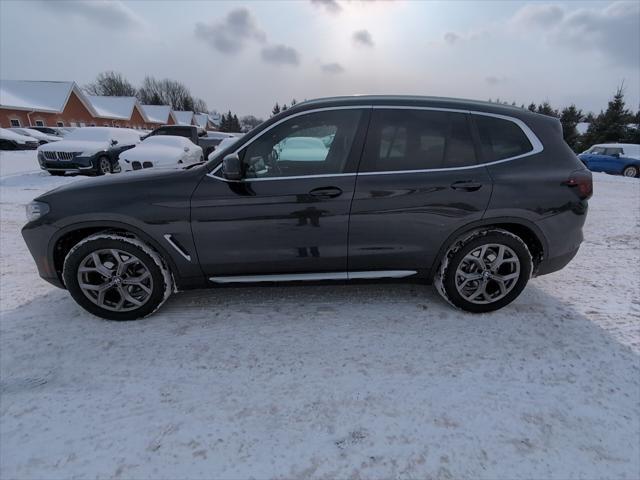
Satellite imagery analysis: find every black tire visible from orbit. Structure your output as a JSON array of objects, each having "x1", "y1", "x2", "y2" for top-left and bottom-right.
[
  {"x1": 96, "y1": 156, "x2": 112, "y2": 175},
  {"x1": 622, "y1": 165, "x2": 638, "y2": 178},
  {"x1": 63, "y1": 234, "x2": 173, "y2": 320},
  {"x1": 435, "y1": 229, "x2": 532, "y2": 313},
  {"x1": 48, "y1": 171, "x2": 65, "y2": 176}
]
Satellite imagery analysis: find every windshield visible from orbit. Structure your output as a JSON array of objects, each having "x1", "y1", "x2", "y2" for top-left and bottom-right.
[{"x1": 65, "y1": 128, "x2": 111, "y2": 142}]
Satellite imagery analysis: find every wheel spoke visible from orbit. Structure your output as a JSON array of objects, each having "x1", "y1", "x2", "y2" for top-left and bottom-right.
[{"x1": 91, "y1": 252, "x2": 112, "y2": 277}]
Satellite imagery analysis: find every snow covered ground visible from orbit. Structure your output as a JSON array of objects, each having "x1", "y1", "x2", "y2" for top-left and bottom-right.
[{"x1": 1, "y1": 151, "x2": 639, "y2": 479}]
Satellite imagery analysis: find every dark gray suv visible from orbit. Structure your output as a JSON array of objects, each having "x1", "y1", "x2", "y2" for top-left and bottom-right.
[{"x1": 22, "y1": 96, "x2": 592, "y2": 320}]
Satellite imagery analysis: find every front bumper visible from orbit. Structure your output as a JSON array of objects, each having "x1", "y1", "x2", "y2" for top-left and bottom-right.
[
  {"x1": 22, "y1": 221, "x2": 65, "y2": 288},
  {"x1": 38, "y1": 154, "x2": 97, "y2": 173}
]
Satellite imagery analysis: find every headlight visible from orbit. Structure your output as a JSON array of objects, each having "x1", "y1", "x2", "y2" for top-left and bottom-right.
[{"x1": 25, "y1": 201, "x2": 49, "y2": 222}]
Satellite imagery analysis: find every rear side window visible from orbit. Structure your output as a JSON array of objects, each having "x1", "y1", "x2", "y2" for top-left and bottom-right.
[
  {"x1": 474, "y1": 115, "x2": 533, "y2": 162},
  {"x1": 360, "y1": 110, "x2": 476, "y2": 172}
]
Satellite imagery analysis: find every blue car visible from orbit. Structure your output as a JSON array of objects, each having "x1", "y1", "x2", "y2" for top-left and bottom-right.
[{"x1": 578, "y1": 143, "x2": 640, "y2": 178}]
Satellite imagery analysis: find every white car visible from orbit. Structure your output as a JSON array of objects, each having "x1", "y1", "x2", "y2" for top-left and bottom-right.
[
  {"x1": 9, "y1": 127, "x2": 60, "y2": 144},
  {"x1": 0, "y1": 127, "x2": 40, "y2": 150},
  {"x1": 120, "y1": 135, "x2": 203, "y2": 172}
]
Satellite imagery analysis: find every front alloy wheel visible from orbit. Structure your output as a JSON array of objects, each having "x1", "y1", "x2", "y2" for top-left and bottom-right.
[{"x1": 63, "y1": 234, "x2": 172, "y2": 320}]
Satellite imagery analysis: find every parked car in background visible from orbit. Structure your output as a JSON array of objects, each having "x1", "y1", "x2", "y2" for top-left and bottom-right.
[
  {"x1": 206, "y1": 135, "x2": 243, "y2": 161},
  {"x1": 0, "y1": 127, "x2": 39, "y2": 150},
  {"x1": 37, "y1": 127, "x2": 140, "y2": 176},
  {"x1": 23, "y1": 96, "x2": 592, "y2": 320},
  {"x1": 29, "y1": 126, "x2": 65, "y2": 137},
  {"x1": 578, "y1": 143, "x2": 640, "y2": 178},
  {"x1": 9, "y1": 127, "x2": 60, "y2": 144},
  {"x1": 120, "y1": 136, "x2": 203, "y2": 172},
  {"x1": 144, "y1": 125, "x2": 236, "y2": 159}
]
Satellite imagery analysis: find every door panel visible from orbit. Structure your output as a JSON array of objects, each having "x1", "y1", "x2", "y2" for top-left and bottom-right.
[
  {"x1": 347, "y1": 108, "x2": 493, "y2": 275},
  {"x1": 348, "y1": 169, "x2": 492, "y2": 273},
  {"x1": 191, "y1": 175, "x2": 357, "y2": 276},
  {"x1": 190, "y1": 108, "x2": 369, "y2": 278}
]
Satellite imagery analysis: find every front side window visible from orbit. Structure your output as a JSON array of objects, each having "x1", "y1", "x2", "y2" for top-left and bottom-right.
[
  {"x1": 474, "y1": 115, "x2": 533, "y2": 162},
  {"x1": 240, "y1": 109, "x2": 362, "y2": 178},
  {"x1": 360, "y1": 109, "x2": 476, "y2": 172}
]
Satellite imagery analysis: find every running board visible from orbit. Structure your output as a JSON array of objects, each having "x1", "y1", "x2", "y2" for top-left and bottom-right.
[{"x1": 209, "y1": 270, "x2": 417, "y2": 284}]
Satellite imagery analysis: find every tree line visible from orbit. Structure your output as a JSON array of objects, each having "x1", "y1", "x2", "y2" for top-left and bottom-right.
[
  {"x1": 490, "y1": 85, "x2": 639, "y2": 152},
  {"x1": 84, "y1": 71, "x2": 208, "y2": 113}
]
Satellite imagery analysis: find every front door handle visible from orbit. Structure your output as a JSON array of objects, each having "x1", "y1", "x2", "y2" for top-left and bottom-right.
[
  {"x1": 450, "y1": 180, "x2": 483, "y2": 192},
  {"x1": 309, "y1": 186, "x2": 343, "y2": 198}
]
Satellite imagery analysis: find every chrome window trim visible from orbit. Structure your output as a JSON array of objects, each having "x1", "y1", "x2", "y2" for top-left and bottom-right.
[
  {"x1": 206, "y1": 104, "x2": 544, "y2": 183},
  {"x1": 209, "y1": 270, "x2": 417, "y2": 283}
]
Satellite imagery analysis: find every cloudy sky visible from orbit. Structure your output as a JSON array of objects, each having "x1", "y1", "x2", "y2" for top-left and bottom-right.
[{"x1": 1, "y1": 0, "x2": 638, "y2": 117}]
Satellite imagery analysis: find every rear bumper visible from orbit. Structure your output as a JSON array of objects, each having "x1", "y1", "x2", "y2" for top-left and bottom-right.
[{"x1": 533, "y1": 202, "x2": 587, "y2": 276}]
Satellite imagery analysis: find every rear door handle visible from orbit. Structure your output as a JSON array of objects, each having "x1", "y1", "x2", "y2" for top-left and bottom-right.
[
  {"x1": 309, "y1": 186, "x2": 343, "y2": 198},
  {"x1": 450, "y1": 180, "x2": 483, "y2": 192}
]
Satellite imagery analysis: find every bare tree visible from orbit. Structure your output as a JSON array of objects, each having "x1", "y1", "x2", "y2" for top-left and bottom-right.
[
  {"x1": 84, "y1": 71, "x2": 137, "y2": 97},
  {"x1": 137, "y1": 76, "x2": 203, "y2": 111},
  {"x1": 193, "y1": 97, "x2": 208, "y2": 113}
]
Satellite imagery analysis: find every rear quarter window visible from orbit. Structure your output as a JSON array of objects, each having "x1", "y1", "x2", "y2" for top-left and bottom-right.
[
  {"x1": 360, "y1": 109, "x2": 476, "y2": 172},
  {"x1": 474, "y1": 115, "x2": 533, "y2": 162}
]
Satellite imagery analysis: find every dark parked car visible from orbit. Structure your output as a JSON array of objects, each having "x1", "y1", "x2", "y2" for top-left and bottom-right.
[
  {"x1": 37, "y1": 127, "x2": 141, "y2": 176},
  {"x1": 23, "y1": 96, "x2": 592, "y2": 320}
]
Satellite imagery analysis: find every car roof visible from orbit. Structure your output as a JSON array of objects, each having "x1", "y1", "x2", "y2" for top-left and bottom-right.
[{"x1": 291, "y1": 95, "x2": 542, "y2": 119}]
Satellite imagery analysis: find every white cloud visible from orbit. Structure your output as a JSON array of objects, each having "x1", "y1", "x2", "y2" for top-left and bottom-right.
[
  {"x1": 195, "y1": 8, "x2": 266, "y2": 54},
  {"x1": 353, "y1": 29, "x2": 374, "y2": 47},
  {"x1": 261, "y1": 44, "x2": 300, "y2": 66},
  {"x1": 510, "y1": 1, "x2": 639, "y2": 67},
  {"x1": 37, "y1": 0, "x2": 144, "y2": 31},
  {"x1": 321, "y1": 62, "x2": 345, "y2": 74}
]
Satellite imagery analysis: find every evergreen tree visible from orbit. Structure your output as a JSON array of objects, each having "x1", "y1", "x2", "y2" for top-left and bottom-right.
[
  {"x1": 527, "y1": 103, "x2": 537, "y2": 112},
  {"x1": 282, "y1": 104, "x2": 288, "y2": 111},
  {"x1": 291, "y1": 99, "x2": 297, "y2": 106},
  {"x1": 559, "y1": 105, "x2": 583, "y2": 152},
  {"x1": 232, "y1": 114, "x2": 241, "y2": 132},
  {"x1": 536, "y1": 101, "x2": 559, "y2": 117},
  {"x1": 582, "y1": 85, "x2": 633, "y2": 147},
  {"x1": 272, "y1": 103, "x2": 281, "y2": 116}
]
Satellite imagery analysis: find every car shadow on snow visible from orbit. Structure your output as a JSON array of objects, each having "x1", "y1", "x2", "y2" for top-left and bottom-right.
[{"x1": 1, "y1": 282, "x2": 639, "y2": 478}]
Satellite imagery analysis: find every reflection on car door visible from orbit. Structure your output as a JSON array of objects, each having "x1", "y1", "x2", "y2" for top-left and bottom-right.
[{"x1": 190, "y1": 108, "x2": 369, "y2": 279}]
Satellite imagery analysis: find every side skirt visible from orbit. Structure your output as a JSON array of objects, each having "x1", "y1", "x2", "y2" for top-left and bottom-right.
[{"x1": 209, "y1": 270, "x2": 417, "y2": 284}]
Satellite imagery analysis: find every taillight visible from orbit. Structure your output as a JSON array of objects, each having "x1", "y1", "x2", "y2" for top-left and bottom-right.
[{"x1": 564, "y1": 169, "x2": 593, "y2": 199}]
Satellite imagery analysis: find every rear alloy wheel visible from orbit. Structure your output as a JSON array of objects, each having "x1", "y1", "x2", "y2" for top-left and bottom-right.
[
  {"x1": 97, "y1": 156, "x2": 112, "y2": 175},
  {"x1": 63, "y1": 234, "x2": 172, "y2": 320},
  {"x1": 436, "y1": 230, "x2": 532, "y2": 313},
  {"x1": 622, "y1": 166, "x2": 638, "y2": 178}
]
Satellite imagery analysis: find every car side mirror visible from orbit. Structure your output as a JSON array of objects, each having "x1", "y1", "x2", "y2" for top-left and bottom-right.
[
  {"x1": 111, "y1": 139, "x2": 118, "y2": 146},
  {"x1": 222, "y1": 153, "x2": 242, "y2": 180}
]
